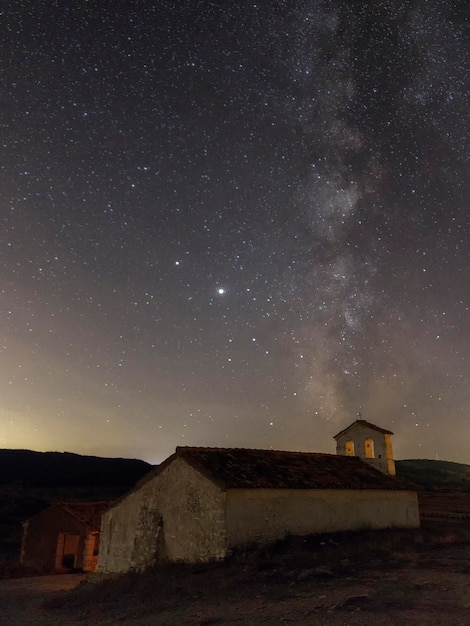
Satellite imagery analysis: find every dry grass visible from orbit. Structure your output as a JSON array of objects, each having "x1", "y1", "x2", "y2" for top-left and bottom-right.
[
  {"x1": 42, "y1": 529, "x2": 423, "y2": 617},
  {"x1": 0, "y1": 523, "x2": 465, "y2": 625}
]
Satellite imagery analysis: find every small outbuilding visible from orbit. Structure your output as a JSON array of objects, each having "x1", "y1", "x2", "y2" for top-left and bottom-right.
[
  {"x1": 21, "y1": 501, "x2": 111, "y2": 572},
  {"x1": 98, "y1": 445, "x2": 419, "y2": 573}
]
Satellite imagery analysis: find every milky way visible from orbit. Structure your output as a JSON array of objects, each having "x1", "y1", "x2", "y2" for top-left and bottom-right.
[{"x1": 1, "y1": 1, "x2": 468, "y2": 463}]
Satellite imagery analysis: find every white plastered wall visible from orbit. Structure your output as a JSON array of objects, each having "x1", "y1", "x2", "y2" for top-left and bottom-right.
[
  {"x1": 336, "y1": 423, "x2": 396, "y2": 475},
  {"x1": 225, "y1": 488, "x2": 420, "y2": 548}
]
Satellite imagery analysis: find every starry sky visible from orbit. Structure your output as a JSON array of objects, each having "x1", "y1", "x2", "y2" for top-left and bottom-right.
[{"x1": 1, "y1": 1, "x2": 469, "y2": 464}]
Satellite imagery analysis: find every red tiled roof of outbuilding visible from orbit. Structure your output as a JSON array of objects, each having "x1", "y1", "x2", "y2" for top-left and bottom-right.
[{"x1": 59, "y1": 501, "x2": 114, "y2": 529}]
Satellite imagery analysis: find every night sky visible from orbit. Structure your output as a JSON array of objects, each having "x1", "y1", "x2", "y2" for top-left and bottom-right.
[{"x1": 1, "y1": 1, "x2": 468, "y2": 464}]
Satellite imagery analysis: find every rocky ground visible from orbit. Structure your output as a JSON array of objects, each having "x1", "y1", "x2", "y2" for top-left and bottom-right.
[{"x1": 0, "y1": 523, "x2": 469, "y2": 625}]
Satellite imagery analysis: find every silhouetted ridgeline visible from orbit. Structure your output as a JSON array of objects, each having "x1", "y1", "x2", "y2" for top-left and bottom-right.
[
  {"x1": 0, "y1": 449, "x2": 152, "y2": 488},
  {"x1": 1, "y1": 450, "x2": 468, "y2": 492},
  {"x1": 0, "y1": 450, "x2": 152, "y2": 574},
  {"x1": 396, "y1": 459, "x2": 470, "y2": 492}
]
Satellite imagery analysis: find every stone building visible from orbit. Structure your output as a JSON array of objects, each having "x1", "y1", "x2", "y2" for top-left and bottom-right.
[
  {"x1": 334, "y1": 419, "x2": 396, "y2": 475},
  {"x1": 98, "y1": 438, "x2": 419, "y2": 573},
  {"x1": 21, "y1": 501, "x2": 111, "y2": 572}
]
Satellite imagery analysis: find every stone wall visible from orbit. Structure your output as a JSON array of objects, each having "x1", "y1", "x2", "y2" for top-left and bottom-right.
[
  {"x1": 98, "y1": 457, "x2": 227, "y2": 573},
  {"x1": 83, "y1": 533, "x2": 99, "y2": 572},
  {"x1": 225, "y1": 489, "x2": 420, "y2": 549}
]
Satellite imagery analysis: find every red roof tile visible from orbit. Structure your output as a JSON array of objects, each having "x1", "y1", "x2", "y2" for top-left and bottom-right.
[
  {"x1": 59, "y1": 501, "x2": 114, "y2": 529},
  {"x1": 175, "y1": 447, "x2": 407, "y2": 490}
]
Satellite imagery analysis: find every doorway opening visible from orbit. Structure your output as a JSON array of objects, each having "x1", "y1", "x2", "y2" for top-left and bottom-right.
[{"x1": 56, "y1": 532, "x2": 80, "y2": 569}]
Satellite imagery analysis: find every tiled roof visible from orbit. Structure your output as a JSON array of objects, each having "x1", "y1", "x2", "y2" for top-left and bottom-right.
[
  {"x1": 59, "y1": 501, "x2": 114, "y2": 529},
  {"x1": 175, "y1": 447, "x2": 408, "y2": 490},
  {"x1": 333, "y1": 419, "x2": 394, "y2": 439}
]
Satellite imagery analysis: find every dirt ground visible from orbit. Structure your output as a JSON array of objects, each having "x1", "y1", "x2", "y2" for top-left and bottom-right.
[
  {"x1": 0, "y1": 527, "x2": 469, "y2": 625},
  {"x1": 0, "y1": 573, "x2": 86, "y2": 625}
]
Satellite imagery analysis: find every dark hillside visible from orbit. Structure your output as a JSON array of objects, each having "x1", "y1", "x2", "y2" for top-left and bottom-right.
[
  {"x1": 0, "y1": 449, "x2": 153, "y2": 574},
  {"x1": 0, "y1": 449, "x2": 152, "y2": 488},
  {"x1": 396, "y1": 459, "x2": 470, "y2": 492}
]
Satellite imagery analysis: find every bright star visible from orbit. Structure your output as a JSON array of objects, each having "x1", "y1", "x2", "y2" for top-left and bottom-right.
[{"x1": 217, "y1": 288, "x2": 226, "y2": 295}]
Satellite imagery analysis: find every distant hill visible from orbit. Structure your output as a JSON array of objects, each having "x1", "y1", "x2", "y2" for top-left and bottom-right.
[
  {"x1": 0, "y1": 449, "x2": 152, "y2": 488},
  {"x1": 396, "y1": 459, "x2": 470, "y2": 492},
  {"x1": 0, "y1": 450, "x2": 152, "y2": 572}
]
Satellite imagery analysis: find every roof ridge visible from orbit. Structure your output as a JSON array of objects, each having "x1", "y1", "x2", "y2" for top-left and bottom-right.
[
  {"x1": 176, "y1": 446, "x2": 338, "y2": 456},
  {"x1": 175, "y1": 446, "x2": 407, "y2": 491}
]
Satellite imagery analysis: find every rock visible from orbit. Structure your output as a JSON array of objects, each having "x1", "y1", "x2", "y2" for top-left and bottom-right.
[
  {"x1": 313, "y1": 566, "x2": 334, "y2": 577},
  {"x1": 297, "y1": 568, "x2": 315, "y2": 580},
  {"x1": 341, "y1": 594, "x2": 372, "y2": 608}
]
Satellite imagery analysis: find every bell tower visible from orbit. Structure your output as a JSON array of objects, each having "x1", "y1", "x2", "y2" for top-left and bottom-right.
[{"x1": 333, "y1": 419, "x2": 396, "y2": 475}]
